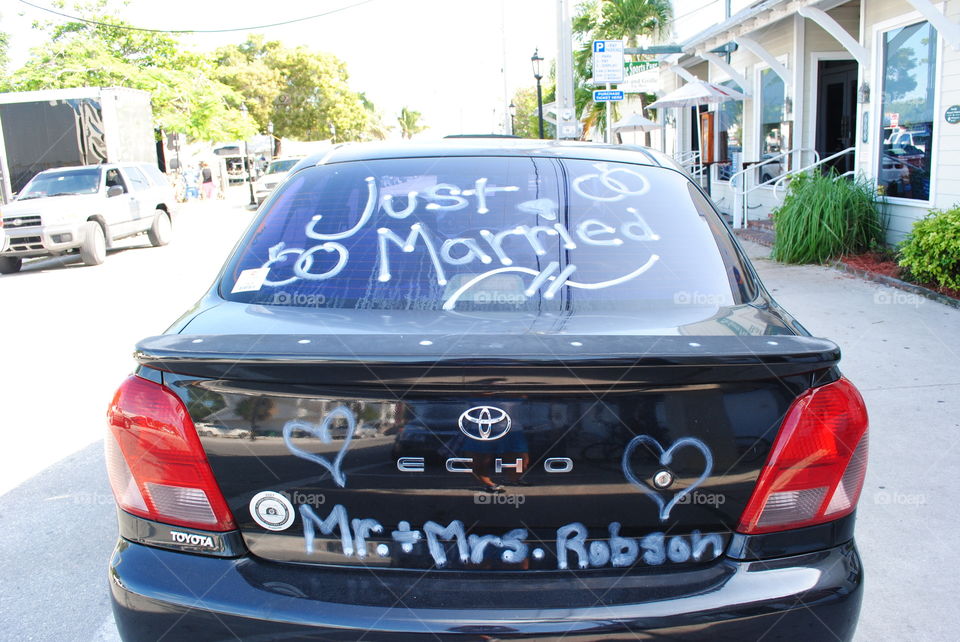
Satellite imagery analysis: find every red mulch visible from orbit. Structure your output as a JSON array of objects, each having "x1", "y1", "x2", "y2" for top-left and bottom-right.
[{"x1": 839, "y1": 251, "x2": 960, "y2": 300}]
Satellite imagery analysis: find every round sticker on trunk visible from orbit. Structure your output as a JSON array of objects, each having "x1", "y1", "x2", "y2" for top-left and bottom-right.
[{"x1": 250, "y1": 491, "x2": 296, "y2": 531}]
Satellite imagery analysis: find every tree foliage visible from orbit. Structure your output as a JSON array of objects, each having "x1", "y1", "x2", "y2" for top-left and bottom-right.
[
  {"x1": 397, "y1": 107, "x2": 426, "y2": 139},
  {"x1": 571, "y1": 0, "x2": 671, "y2": 136},
  {"x1": 3, "y1": 1, "x2": 255, "y2": 141},
  {"x1": 212, "y1": 36, "x2": 371, "y2": 142},
  {"x1": 511, "y1": 85, "x2": 556, "y2": 139},
  {"x1": 0, "y1": 31, "x2": 9, "y2": 78}
]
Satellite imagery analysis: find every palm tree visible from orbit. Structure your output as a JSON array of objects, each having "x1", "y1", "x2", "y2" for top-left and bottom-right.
[
  {"x1": 358, "y1": 92, "x2": 393, "y2": 141},
  {"x1": 397, "y1": 107, "x2": 426, "y2": 139},
  {"x1": 572, "y1": 0, "x2": 672, "y2": 137}
]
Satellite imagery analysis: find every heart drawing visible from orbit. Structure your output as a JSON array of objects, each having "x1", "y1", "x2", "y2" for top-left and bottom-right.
[
  {"x1": 621, "y1": 435, "x2": 714, "y2": 522},
  {"x1": 282, "y1": 406, "x2": 356, "y2": 488}
]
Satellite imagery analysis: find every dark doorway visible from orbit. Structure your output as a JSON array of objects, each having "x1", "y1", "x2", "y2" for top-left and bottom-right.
[
  {"x1": 690, "y1": 106, "x2": 701, "y2": 153},
  {"x1": 816, "y1": 60, "x2": 858, "y2": 175}
]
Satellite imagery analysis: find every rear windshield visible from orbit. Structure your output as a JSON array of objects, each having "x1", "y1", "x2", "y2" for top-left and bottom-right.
[
  {"x1": 18, "y1": 168, "x2": 101, "y2": 200},
  {"x1": 266, "y1": 159, "x2": 299, "y2": 174},
  {"x1": 221, "y1": 156, "x2": 752, "y2": 311}
]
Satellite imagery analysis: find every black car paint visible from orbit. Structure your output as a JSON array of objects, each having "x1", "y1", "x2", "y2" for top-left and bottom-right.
[
  {"x1": 109, "y1": 141, "x2": 863, "y2": 640},
  {"x1": 110, "y1": 534, "x2": 862, "y2": 640}
]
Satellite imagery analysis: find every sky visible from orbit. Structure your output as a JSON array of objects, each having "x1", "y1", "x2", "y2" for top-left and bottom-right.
[
  {"x1": 1, "y1": 0, "x2": 735, "y2": 138},
  {"x1": 1, "y1": 0, "x2": 564, "y2": 138}
]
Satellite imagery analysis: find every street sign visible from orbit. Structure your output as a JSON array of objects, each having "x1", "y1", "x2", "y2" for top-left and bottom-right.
[
  {"x1": 592, "y1": 40, "x2": 625, "y2": 83},
  {"x1": 593, "y1": 90, "x2": 625, "y2": 102},
  {"x1": 624, "y1": 60, "x2": 659, "y2": 72},
  {"x1": 621, "y1": 70, "x2": 659, "y2": 94}
]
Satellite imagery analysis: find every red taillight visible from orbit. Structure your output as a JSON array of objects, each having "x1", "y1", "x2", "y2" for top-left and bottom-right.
[
  {"x1": 105, "y1": 375, "x2": 236, "y2": 531},
  {"x1": 737, "y1": 377, "x2": 869, "y2": 535}
]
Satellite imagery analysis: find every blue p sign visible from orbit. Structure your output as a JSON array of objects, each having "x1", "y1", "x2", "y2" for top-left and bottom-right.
[{"x1": 594, "y1": 41, "x2": 604, "y2": 52}]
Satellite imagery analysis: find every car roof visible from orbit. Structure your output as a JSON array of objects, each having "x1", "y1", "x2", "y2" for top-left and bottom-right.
[
  {"x1": 319, "y1": 139, "x2": 669, "y2": 166},
  {"x1": 37, "y1": 163, "x2": 155, "y2": 175}
]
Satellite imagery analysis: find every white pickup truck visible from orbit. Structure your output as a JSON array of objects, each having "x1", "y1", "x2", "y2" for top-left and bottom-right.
[{"x1": 0, "y1": 163, "x2": 176, "y2": 274}]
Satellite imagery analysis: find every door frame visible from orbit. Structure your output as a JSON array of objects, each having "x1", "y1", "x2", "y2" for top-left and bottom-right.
[
  {"x1": 808, "y1": 51, "x2": 854, "y2": 167},
  {"x1": 812, "y1": 53, "x2": 858, "y2": 173}
]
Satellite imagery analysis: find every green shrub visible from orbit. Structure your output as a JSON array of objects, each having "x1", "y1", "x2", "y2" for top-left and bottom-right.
[
  {"x1": 898, "y1": 206, "x2": 960, "y2": 289},
  {"x1": 772, "y1": 171, "x2": 885, "y2": 264}
]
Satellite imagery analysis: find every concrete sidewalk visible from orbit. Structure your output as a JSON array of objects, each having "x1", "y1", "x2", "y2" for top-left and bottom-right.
[{"x1": 741, "y1": 239, "x2": 959, "y2": 641}]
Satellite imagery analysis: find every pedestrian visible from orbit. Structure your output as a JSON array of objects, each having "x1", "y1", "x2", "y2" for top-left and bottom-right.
[
  {"x1": 200, "y1": 161, "x2": 215, "y2": 200},
  {"x1": 183, "y1": 165, "x2": 199, "y2": 200}
]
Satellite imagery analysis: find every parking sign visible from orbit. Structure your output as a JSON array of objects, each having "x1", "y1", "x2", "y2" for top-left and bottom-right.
[{"x1": 592, "y1": 40, "x2": 625, "y2": 83}]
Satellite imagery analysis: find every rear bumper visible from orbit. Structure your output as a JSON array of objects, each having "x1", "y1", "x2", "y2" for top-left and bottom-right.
[{"x1": 109, "y1": 538, "x2": 862, "y2": 641}]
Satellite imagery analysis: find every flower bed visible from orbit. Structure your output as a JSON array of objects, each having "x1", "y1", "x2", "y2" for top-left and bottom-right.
[{"x1": 838, "y1": 250, "x2": 960, "y2": 301}]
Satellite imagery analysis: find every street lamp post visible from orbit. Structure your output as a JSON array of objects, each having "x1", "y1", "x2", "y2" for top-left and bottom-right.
[
  {"x1": 531, "y1": 49, "x2": 545, "y2": 139},
  {"x1": 239, "y1": 104, "x2": 256, "y2": 206},
  {"x1": 509, "y1": 102, "x2": 516, "y2": 135}
]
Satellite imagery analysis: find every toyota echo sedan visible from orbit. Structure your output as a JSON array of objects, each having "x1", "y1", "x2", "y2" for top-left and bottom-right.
[{"x1": 106, "y1": 140, "x2": 868, "y2": 640}]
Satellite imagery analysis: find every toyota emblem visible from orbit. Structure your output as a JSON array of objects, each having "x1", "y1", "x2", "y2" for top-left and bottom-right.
[{"x1": 458, "y1": 406, "x2": 512, "y2": 441}]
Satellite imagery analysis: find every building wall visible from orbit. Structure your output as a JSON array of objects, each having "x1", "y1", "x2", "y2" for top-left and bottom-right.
[
  {"x1": 860, "y1": 0, "x2": 960, "y2": 242},
  {"x1": 801, "y1": 2, "x2": 860, "y2": 156},
  {"x1": 935, "y1": 0, "x2": 960, "y2": 215},
  {"x1": 659, "y1": 0, "x2": 960, "y2": 243}
]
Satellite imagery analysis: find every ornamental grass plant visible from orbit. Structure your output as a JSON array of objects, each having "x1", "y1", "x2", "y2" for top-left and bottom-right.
[{"x1": 771, "y1": 171, "x2": 885, "y2": 264}]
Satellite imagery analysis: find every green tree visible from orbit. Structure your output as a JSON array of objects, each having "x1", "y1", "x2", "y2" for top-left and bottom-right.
[
  {"x1": 358, "y1": 92, "x2": 393, "y2": 141},
  {"x1": 6, "y1": 1, "x2": 255, "y2": 141},
  {"x1": 572, "y1": 0, "x2": 671, "y2": 136},
  {"x1": 211, "y1": 37, "x2": 283, "y2": 132},
  {"x1": 213, "y1": 36, "x2": 370, "y2": 142},
  {"x1": 397, "y1": 107, "x2": 426, "y2": 139},
  {"x1": 0, "y1": 32, "x2": 9, "y2": 80},
  {"x1": 511, "y1": 85, "x2": 556, "y2": 139}
]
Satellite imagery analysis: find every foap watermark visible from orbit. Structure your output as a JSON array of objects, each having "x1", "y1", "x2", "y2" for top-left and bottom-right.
[
  {"x1": 63, "y1": 492, "x2": 115, "y2": 506},
  {"x1": 272, "y1": 291, "x2": 327, "y2": 306},
  {"x1": 874, "y1": 490, "x2": 927, "y2": 506},
  {"x1": 474, "y1": 492, "x2": 526, "y2": 508},
  {"x1": 283, "y1": 490, "x2": 326, "y2": 508},
  {"x1": 676, "y1": 491, "x2": 726, "y2": 508},
  {"x1": 673, "y1": 291, "x2": 727, "y2": 306},
  {"x1": 873, "y1": 288, "x2": 924, "y2": 308}
]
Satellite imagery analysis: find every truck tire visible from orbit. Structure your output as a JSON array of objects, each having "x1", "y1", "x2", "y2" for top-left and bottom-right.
[
  {"x1": 80, "y1": 221, "x2": 106, "y2": 266},
  {"x1": 0, "y1": 256, "x2": 22, "y2": 274},
  {"x1": 147, "y1": 209, "x2": 172, "y2": 247}
]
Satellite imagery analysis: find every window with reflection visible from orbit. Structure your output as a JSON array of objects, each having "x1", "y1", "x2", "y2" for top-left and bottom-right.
[
  {"x1": 717, "y1": 80, "x2": 743, "y2": 181},
  {"x1": 878, "y1": 21, "x2": 937, "y2": 201},
  {"x1": 759, "y1": 68, "x2": 786, "y2": 181}
]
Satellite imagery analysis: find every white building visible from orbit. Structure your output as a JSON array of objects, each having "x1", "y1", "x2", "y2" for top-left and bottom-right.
[{"x1": 649, "y1": 0, "x2": 959, "y2": 243}]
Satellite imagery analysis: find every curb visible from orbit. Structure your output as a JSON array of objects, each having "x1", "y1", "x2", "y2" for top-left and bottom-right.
[
  {"x1": 735, "y1": 231, "x2": 960, "y2": 310},
  {"x1": 829, "y1": 260, "x2": 960, "y2": 310}
]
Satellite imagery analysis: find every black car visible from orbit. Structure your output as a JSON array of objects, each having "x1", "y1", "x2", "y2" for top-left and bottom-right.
[{"x1": 106, "y1": 140, "x2": 868, "y2": 640}]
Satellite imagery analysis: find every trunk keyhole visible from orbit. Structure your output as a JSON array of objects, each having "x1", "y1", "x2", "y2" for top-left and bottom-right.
[{"x1": 653, "y1": 470, "x2": 674, "y2": 489}]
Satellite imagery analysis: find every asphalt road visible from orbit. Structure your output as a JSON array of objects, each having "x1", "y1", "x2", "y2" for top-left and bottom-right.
[
  {"x1": 0, "y1": 188, "x2": 256, "y2": 641},
  {"x1": 0, "y1": 193, "x2": 957, "y2": 641}
]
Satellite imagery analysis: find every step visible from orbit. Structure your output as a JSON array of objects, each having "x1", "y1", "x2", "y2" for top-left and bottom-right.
[{"x1": 735, "y1": 226, "x2": 775, "y2": 248}]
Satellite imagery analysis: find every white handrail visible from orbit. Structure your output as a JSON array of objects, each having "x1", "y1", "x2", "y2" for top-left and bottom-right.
[
  {"x1": 772, "y1": 147, "x2": 856, "y2": 195},
  {"x1": 730, "y1": 148, "x2": 819, "y2": 228}
]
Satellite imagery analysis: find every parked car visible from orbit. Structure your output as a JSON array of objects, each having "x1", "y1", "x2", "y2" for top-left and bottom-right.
[
  {"x1": 252, "y1": 156, "x2": 303, "y2": 205},
  {"x1": 0, "y1": 163, "x2": 175, "y2": 274},
  {"x1": 106, "y1": 140, "x2": 868, "y2": 640}
]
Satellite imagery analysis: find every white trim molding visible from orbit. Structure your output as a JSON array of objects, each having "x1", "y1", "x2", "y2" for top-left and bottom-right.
[
  {"x1": 696, "y1": 51, "x2": 751, "y2": 95},
  {"x1": 669, "y1": 64, "x2": 699, "y2": 83},
  {"x1": 904, "y1": 0, "x2": 960, "y2": 50},
  {"x1": 737, "y1": 35, "x2": 792, "y2": 90},
  {"x1": 797, "y1": 6, "x2": 870, "y2": 68}
]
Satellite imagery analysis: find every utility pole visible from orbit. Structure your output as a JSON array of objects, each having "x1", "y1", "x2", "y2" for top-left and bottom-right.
[
  {"x1": 501, "y1": 0, "x2": 512, "y2": 135},
  {"x1": 555, "y1": 0, "x2": 578, "y2": 139}
]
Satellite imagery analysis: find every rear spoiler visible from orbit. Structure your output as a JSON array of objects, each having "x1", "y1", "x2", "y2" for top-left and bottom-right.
[{"x1": 135, "y1": 334, "x2": 840, "y2": 389}]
